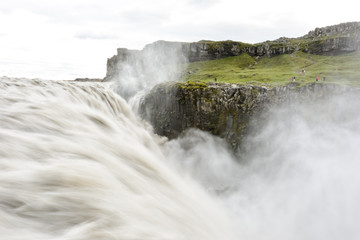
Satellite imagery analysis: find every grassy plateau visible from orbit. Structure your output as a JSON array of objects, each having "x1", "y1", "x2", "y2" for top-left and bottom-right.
[{"x1": 182, "y1": 51, "x2": 360, "y2": 87}]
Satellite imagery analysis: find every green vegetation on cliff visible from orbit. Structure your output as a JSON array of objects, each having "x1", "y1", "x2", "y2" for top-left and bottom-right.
[{"x1": 183, "y1": 51, "x2": 360, "y2": 86}]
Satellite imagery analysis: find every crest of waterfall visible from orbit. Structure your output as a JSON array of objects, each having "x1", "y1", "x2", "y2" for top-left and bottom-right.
[{"x1": 0, "y1": 77, "x2": 235, "y2": 240}]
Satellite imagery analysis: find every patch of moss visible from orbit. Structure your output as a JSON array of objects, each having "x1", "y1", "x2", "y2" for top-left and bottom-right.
[
  {"x1": 306, "y1": 39, "x2": 325, "y2": 53},
  {"x1": 207, "y1": 41, "x2": 252, "y2": 57},
  {"x1": 176, "y1": 80, "x2": 222, "y2": 105}
]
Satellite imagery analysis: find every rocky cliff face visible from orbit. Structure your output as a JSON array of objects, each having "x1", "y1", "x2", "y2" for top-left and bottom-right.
[
  {"x1": 302, "y1": 22, "x2": 360, "y2": 55},
  {"x1": 139, "y1": 81, "x2": 268, "y2": 149},
  {"x1": 139, "y1": 82, "x2": 351, "y2": 150}
]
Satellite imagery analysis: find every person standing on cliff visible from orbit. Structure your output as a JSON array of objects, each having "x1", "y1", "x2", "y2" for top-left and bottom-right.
[{"x1": 316, "y1": 76, "x2": 319, "y2": 81}]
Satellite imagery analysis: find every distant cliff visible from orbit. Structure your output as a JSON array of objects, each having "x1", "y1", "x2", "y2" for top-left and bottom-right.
[
  {"x1": 105, "y1": 22, "x2": 360, "y2": 81},
  {"x1": 302, "y1": 22, "x2": 360, "y2": 54}
]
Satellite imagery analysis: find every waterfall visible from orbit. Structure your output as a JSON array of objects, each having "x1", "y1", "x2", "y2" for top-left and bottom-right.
[
  {"x1": 0, "y1": 77, "x2": 235, "y2": 240},
  {"x1": 2, "y1": 76, "x2": 360, "y2": 240}
]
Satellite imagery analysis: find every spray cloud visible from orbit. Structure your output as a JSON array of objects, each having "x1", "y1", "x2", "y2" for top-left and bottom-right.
[
  {"x1": 107, "y1": 41, "x2": 188, "y2": 100},
  {"x1": 163, "y1": 90, "x2": 360, "y2": 240}
]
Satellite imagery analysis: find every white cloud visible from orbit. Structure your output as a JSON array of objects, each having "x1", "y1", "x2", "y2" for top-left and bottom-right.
[{"x1": 74, "y1": 31, "x2": 118, "y2": 40}]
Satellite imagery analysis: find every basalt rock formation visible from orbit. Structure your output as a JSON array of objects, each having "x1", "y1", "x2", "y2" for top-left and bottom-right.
[
  {"x1": 303, "y1": 22, "x2": 360, "y2": 54},
  {"x1": 139, "y1": 81, "x2": 350, "y2": 150}
]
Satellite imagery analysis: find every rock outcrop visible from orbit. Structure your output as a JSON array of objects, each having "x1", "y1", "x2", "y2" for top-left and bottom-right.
[
  {"x1": 139, "y1": 81, "x2": 352, "y2": 150},
  {"x1": 302, "y1": 22, "x2": 360, "y2": 55},
  {"x1": 140, "y1": 81, "x2": 268, "y2": 149}
]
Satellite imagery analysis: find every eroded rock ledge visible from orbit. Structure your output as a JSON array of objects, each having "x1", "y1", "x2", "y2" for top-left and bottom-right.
[{"x1": 139, "y1": 81, "x2": 351, "y2": 150}]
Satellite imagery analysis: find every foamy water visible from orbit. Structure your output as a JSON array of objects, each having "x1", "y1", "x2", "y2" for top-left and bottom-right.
[{"x1": 0, "y1": 77, "x2": 235, "y2": 240}]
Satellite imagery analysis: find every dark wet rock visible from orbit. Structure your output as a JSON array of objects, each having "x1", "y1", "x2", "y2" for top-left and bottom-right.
[{"x1": 139, "y1": 82, "x2": 353, "y2": 150}]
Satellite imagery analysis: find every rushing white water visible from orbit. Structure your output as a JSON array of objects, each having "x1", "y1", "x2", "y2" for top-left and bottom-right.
[
  {"x1": 2, "y1": 75, "x2": 360, "y2": 240},
  {"x1": 0, "y1": 77, "x2": 235, "y2": 240},
  {"x1": 164, "y1": 91, "x2": 360, "y2": 240}
]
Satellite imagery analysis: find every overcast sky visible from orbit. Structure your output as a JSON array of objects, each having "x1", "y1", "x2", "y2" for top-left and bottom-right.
[{"x1": 0, "y1": 0, "x2": 359, "y2": 80}]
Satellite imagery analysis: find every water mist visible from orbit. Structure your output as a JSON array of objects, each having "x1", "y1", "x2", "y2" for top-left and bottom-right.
[
  {"x1": 108, "y1": 41, "x2": 188, "y2": 100},
  {"x1": 163, "y1": 90, "x2": 360, "y2": 240}
]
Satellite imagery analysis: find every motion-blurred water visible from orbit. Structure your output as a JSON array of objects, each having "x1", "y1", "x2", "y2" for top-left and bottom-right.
[{"x1": 0, "y1": 77, "x2": 234, "y2": 240}]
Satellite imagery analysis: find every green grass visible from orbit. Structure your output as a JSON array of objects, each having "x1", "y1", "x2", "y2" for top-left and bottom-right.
[{"x1": 182, "y1": 51, "x2": 360, "y2": 87}]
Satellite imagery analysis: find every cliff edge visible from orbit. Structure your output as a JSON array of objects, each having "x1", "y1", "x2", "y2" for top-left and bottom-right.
[{"x1": 139, "y1": 81, "x2": 352, "y2": 150}]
